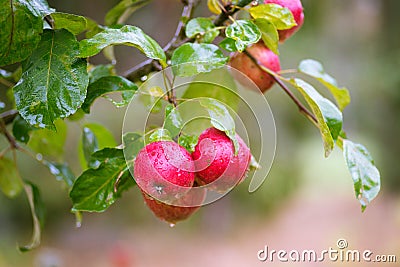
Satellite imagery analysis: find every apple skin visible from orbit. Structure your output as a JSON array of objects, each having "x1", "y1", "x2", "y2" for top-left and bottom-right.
[
  {"x1": 141, "y1": 186, "x2": 205, "y2": 224},
  {"x1": 229, "y1": 42, "x2": 281, "y2": 93},
  {"x1": 134, "y1": 141, "x2": 195, "y2": 202},
  {"x1": 264, "y1": 0, "x2": 305, "y2": 41},
  {"x1": 192, "y1": 127, "x2": 251, "y2": 192}
]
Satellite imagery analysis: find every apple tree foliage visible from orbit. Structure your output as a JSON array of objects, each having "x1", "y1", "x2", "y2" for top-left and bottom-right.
[{"x1": 0, "y1": 0, "x2": 380, "y2": 251}]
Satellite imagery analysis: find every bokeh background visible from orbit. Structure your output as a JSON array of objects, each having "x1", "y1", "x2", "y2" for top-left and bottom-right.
[{"x1": 1, "y1": 0, "x2": 400, "y2": 266}]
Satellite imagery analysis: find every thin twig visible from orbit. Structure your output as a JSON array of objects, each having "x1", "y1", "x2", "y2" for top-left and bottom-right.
[
  {"x1": 0, "y1": 109, "x2": 18, "y2": 125},
  {"x1": 0, "y1": 118, "x2": 18, "y2": 149},
  {"x1": 243, "y1": 49, "x2": 318, "y2": 123}
]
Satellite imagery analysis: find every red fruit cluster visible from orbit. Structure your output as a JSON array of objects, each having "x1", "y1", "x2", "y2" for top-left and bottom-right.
[
  {"x1": 229, "y1": 0, "x2": 304, "y2": 92},
  {"x1": 133, "y1": 128, "x2": 251, "y2": 224}
]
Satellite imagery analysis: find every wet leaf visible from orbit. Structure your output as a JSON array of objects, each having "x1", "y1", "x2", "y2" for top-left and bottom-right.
[
  {"x1": 299, "y1": 59, "x2": 351, "y2": 111},
  {"x1": 164, "y1": 104, "x2": 183, "y2": 137},
  {"x1": 78, "y1": 123, "x2": 117, "y2": 169},
  {"x1": 225, "y1": 20, "x2": 261, "y2": 52},
  {"x1": 254, "y1": 18, "x2": 279, "y2": 55},
  {"x1": 79, "y1": 25, "x2": 167, "y2": 67},
  {"x1": 70, "y1": 148, "x2": 134, "y2": 212},
  {"x1": 12, "y1": 115, "x2": 34, "y2": 143},
  {"x1": 18, "y1": 182, "x2": 45, "y2": 252},
  {"x1": 171, "y1": 43, "x2": 228, "y2": 77},
  {"x1": 292, "y1": 79, "x2": 343, "y2": 157},
  {"x1": 198, "y1": 98, "x2": 239, "y2": 154},
  {"x1": 185, "y1": 17, "x2": 219, "y2": 43},
  {"x1": 81, "y1": 76, "x2": 138, "y2": 113},
  {"x1": 219, "y1": 38, "x2": 238, "y2": 52},
  {"x1": 343, "y1": 140, "x2": 381, "y2": 211},
  {"x1": 51, "y1": 12, "x2": 88, "y2": 35},
  {"x1": 13, "y1": 29, "x2": 88, "y2": 129},
  {"x1": 249, "y1": 3, "x2": 296, "y2": 30},
  {"x1": 43, "y1": 161, "x2": 75, "y2": 187},
  {"x1": 178, "y1": 134, "x2": 198, "y2": 153},
  {"x1": 0, "y1": 0, "x2": 47, "y2": 66}
]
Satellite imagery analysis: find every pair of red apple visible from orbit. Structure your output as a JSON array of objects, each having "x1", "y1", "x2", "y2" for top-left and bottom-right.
[
  {"x1": 230, "y1": 0, "x2": 304, "y2": 92},
  {"x1": 134, "y1": 128, "x2": 251, "y2": 224}
]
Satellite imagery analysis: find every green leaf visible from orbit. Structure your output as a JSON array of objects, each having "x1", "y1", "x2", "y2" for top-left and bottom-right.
[
  {"x1": 249, "y1": 3, "x2": 296, "y2": 30},
  {"x1": 13, "y1": 29, "x2": 89, "y2": 129},
  {"x1": 88, "y1": 64, "x2": 116, "y2": 83},
  {"x1": 182, "y1": 68, "x2": 239, "y2": 112},
  {"x1": 185, "y1": 17, "x2": 219, "y2": 43},
  {"x1": 28, "y1": 119, "x2": 67, "y2": 159},
  {"x1": 254, "y1": 18, "x2": 279, "y2": 55},
  {"x1": 164, "y1": 104, "x2": 183, "y2": 137},
  {"x1": 0, "y1": 156, "x2": 23, "y2": 198},
  {"x1": 43, "y1": 161, "x2": 75, "y2": 187},
  {"x1": 171, "y1": 43, "x2": 228, "y2": 77},
  {"x1": 298, "y1": 59, "x2": 351, "y2": 111},
  {"x1": 70, "y1": 148, "x2": 134, "y2": 212},
  {"x1": 79, "y1": 25, "x2": 167, "y2": 67},
  {"x1": 178, "y1": 134, "x2": 198, "y2": 153},
  {"x1": 12, "y1": 115, "x2": 34, "y2": 143},
  {"x1": 198, "y1": 98, "x2": 239, "y2": 154},
  {"x1": 18, "y1": 182, "x2": 45, "y2": 252},
  {"x1": 148, "y1": 128, "x2": 172, "y2": 143},
  {"x1": 81, "y1": 76, "x2": 138, "y2": 113},
  {"x1": 0, "y1": 0, "x2": 44, "y2": 66},
  {"x1": 343, "y1": 140, "x2": 381, "y2": 211},
  {"x1": 82, "y1": 127, "x2": 99, "y2": 168},
  {"x1": 219, "y1": 38, "x2": 238, "y2": 52},
  {"x1": 105, "y1": 0, "x2": 150, "y2": 26},
  {"x1": 123, "y1": 132, "x2": 144, "y2": 161},
  {"x1": 25, "y1": 0, "x2": 55, "y2": 17},
  {"x1": 51, "y1": 12, "x2": 88, "y2": 35},
  {"x1": 292, "y1": 79, "x2": 343, "y2": 157},
  {"x1": 78, "y1": 123, "x2": 117, "y2": 169},
  {"x1": 207, "y1": 0, "x2": 222, "y2": 15},
  {"x1": 85, "y1": 18, "x2": 105, "y2": 39},
  {"x1": 225, "y1": 20, "x2": 261, "y2": 52}
]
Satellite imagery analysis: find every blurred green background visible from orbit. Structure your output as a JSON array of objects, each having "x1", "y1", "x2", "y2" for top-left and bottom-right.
[{"x1": 0, "y1": 0, "x2": 399, "y2": 266}]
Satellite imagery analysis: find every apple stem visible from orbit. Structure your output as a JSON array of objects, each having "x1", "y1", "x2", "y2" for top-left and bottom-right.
[{"x1": 243, "y1": 49, "x2": 318, "y2": 124}]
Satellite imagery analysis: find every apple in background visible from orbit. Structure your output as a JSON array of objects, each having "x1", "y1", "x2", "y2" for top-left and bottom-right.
[
  {"x1": 264, "y1": 0, "x2": 305, "y2": 41},
  {"x1": 229, "y1": 42, "x2": 281, "y2": 92}
]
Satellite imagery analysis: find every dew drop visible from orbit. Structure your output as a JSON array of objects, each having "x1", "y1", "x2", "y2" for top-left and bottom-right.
[
  {"x1": 169, "y1": 223, "x2": 175, "y2": 228},
  {"x1": 36, "y1": 153, "x2": 43, "y2": 161},
  {"x1": 140, "y1": 75, "x2": 148, "y2": 82},
  {"x1": 155, "y1": 186, "x2": 163, "y2": 194}
]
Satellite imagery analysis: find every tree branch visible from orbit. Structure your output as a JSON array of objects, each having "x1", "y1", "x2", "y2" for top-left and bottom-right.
[
  {"x1": 243, "y1": 49, "x2": 318, "y2": 123},
  {"x1": 0, "y1": 109, "x2": 18, "y2": 125},
  {"x1": 124, "y1": 0, "x2": 253, "y2": 82}
]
